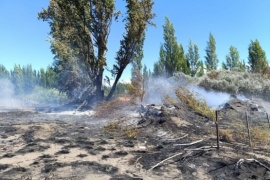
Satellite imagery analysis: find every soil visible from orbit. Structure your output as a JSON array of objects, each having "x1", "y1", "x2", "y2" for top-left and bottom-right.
[{"x1": 0, "y1": 98, "x2": 270, "y2": 180}]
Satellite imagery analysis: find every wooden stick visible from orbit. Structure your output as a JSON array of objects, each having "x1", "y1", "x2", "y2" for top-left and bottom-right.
[
  {"x1": 173, "y1": 139, "x2": 203, "y2": 146},
  {"x1": 184, "y1": 145, "x2": 217, "y2": 151},
  {"x1": 148, "y1": 152, "x2": 183, "y2": 171},
  {"x1": 267, "y1": 113, "x2": 270, "y2": 128},
  {"x1": 74, "y1": 100, "x2": 87, "y2": 114},
  {"x1": 166, "y1": 134, "x2": 188, "y2": 141},
  {"x1": 235, "y1": 158, "x2": 270, "y2": 171},
  {"x1": 245, "y1": 111, "x2": 252, "y2": 147},
  {"x1": 215, "y1": 110, "x2": 220, "y2": 150}
]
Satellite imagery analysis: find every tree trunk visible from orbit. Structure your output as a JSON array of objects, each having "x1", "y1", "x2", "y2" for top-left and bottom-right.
[
  {"x1": 94, "y1": 68, "x2": 104, "y2": 102},
  {"x1": 106, "y1": 69, "x2": 124, "y2": 101}
]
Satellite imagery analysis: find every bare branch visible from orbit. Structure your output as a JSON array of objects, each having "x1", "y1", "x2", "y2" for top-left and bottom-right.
[
  {"x1": 148, "y1": 152, "x2": 184, "y2": 171},
  {"x1": 173, "y1": 139, "x2": 204, "y2": 146}
]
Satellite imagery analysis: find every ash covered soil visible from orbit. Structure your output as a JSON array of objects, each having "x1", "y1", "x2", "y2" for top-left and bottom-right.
[{"x1": 0, "y1": 98, "x2": 270, "y2": 180}]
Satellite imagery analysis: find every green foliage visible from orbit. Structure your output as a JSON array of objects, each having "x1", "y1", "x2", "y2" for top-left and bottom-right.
[
  {"x1": 0, "y1": 65, "x2": 10, "y2": 79},
  {"x1": 10, "y1": 64, "x2": 24, "y2": 94},
  {"x1": 198, "y1": 70, "x2": 270, "y2": 96},
  {"x1": 26, "y1": 86, "x2": 68, "y2": 104},
  {"x1": 222, "y1": 62, "x2": 228, "y2": 70},
  {"x1": 223, "y1": 46, "x2": 245, "y2": 72},
  {"x1": 128, "y1": 64, "x2": 145, "y2": 102},
  {"x1": 186, "y1": 40, "x2": 201, "y2": 77},
  {"x1": 39, "y1": 0, "x2": 116, "y2": 101},
  {"x1": 107, "y1": 0, "x2": 155, "y2": 100},
  {"x1": 153, "y1": 61, "x2": 164, "y2": 77},
  {"x1": 143, "y1": 64, "x2": 150, "y2": 81},
  {"x1": 114, "y1": 82, "x2": 129, "y2": 95},
  {"x1": 21, "y1": 64, "x2": 35, "y2": 94},
  {"x1": 196, "y1": 61, "x2": 204, "y2": 77},
  {"x1": 157, "y1": 17, "x2": 189, "y2": 77},
  {"x1": 248, "y1": 39, "x2": 267, "y2": 73},
  {"x1": 39, "y1": 0, "x2": 155, "y2": 102},
  {"x1": 7, "y1": 64, "x2": 58, "y2": 96},
  {"x1": 205, "y1": 33, "x2": 218, "y2": 71}
]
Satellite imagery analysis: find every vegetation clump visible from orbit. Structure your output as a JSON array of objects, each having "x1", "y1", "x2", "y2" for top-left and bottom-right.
[
  {"x1": 198, "y1": 70, "x2": 270, "y2": 97},
  {"x1": 219, "y1": 129, "x2": 233, "y2": 142},
  {"x1": 175, "y1": 86, "x2": 215, "y2": 120},
  {"x1": 104, "y1": 121, "x2": 138, "y2": 139},
  {"x1": 94, "y1": 96, "x2": 132, "y2": 118},
  {"x1": 25, "y1": 86, "x2": 68, "y2": 104}
]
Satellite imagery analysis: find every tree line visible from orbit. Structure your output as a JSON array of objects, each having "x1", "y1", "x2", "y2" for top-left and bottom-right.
[
  {"x1": 151, "y1": 17, "x2": 268, "y2": 77},
  {"x1": 0, "y1": 64, "x2": 57, "y2": 95}
]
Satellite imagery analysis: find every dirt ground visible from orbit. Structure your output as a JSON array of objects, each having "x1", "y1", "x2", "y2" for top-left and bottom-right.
[{"x1": 0, "y1": 99, "x2": 270, "y2": 180}]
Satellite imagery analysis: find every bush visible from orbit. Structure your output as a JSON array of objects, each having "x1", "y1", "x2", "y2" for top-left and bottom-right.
[
  {"x1": 25, "y1": 86, "x2": 68, "y2": 104},
  {"x1": 207, "y1": 70, "x2": 219, "y2": 79},
  {"x1": 198, "y1": 70, "x2": 270, "y2": 97}
]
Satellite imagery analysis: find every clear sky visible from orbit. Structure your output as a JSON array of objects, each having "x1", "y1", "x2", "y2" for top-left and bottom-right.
[{"x1": 1, "y1": 1, "x2": 270, "y2": 81}]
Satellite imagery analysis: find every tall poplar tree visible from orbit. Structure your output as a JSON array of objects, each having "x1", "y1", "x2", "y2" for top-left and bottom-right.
[
  {"x1": 158, "y1": 17, "x2": 189, "y2": 77},
  {"x1": 205, "y1": 33, "x2": 218, "y2": 71},
  {"x1": 223, "y1": 46, "x2": 245, "y2": 71},
  {"x1": 0, "y1": 65, "x2": 10, "y2": 79},
  {"x1": 39, "y1": 0, "x2": 155, "y2": 102},
  {"x1": 186, "y1": 40, "x2": 201, "y2": 77},
  {"x1": 248, "y1": 39, "x2": 267, "y2": 73}
]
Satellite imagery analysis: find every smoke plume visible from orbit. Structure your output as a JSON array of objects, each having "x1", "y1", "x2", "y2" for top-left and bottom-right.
[
  {"x1": 143, "y1": 76, "x2": 247, "y2": 108},
  {"x1": 0, "y1": 79, "x2": 23, "y2": 109}
]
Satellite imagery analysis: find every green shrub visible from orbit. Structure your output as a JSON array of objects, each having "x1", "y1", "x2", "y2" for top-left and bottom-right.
[
  {"x1": 25, "y1": 86, "x2": 68, "y2": 104},
  {"x1": 198, "y1": 70, "x2": 270, "y2": 97}
]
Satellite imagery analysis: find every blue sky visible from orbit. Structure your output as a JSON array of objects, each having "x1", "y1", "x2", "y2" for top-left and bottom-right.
[{"x1": 1, "y1": 1, "x2": 270, "y2": 81}]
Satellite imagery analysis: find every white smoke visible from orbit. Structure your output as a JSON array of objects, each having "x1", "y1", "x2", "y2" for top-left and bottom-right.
[
  {"x1": 143, "y1": 77, "x2": 180, "y2": 105},
  {"x1": 0, "y1": 79, "x2": 23, "y2": 109},
  {"x1": 189, "y1": 85, "x2": 247, "y2": 108},
  {"x1": 143, "y1": 76, "x2": 247, "y2": 108}
]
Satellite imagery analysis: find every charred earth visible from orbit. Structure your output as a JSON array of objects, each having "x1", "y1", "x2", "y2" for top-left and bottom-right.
[{"x1": 0, "y1": 96, "x2": 270, "y2": 179}]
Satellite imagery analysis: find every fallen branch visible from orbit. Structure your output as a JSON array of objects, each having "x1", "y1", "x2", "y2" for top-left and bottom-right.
[
  {"x1": 208, "y1": 162, "x2": 236, "y2": 173},
  {"x1": 74, "y1": 100, "x2": 87, "y2": 114},
  {"x1": 235, "y1": 158, "x2": 270, "y2": 171},
  {"x1": 166, "y1": 134, "x2": 188, "y2": 142},
  {"x1": 148, "y1": 152, "x2": 184, "y2": 171},
  {"x1": 184, "y1": 145, "x2": 217, "y2": 151},
  {"x1": 173, "y1": 139, "x2": 204, "y2": 146}
]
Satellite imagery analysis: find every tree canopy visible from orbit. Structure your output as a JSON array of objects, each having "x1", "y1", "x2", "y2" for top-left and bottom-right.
[
  {"x1": 204, "y1": 33, "x2": 218, "y2": 71},
  {"x1": 186, "y1": 40, "x2": 202, "y2": 77},
  {"x1": 38, "y1": 0, "x2": 155, "y2": 103},
  {"x1": 155, "y1": 17, "x2": 189, "y2": 77},
  {"x1": 248, "y1": 39, "x2": 267, "y2": 73},
  {"x1": 222, "y1": 46, "x2": 245, "y2": 71}
]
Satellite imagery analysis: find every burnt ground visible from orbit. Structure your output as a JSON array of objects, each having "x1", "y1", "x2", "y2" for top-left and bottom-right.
[{"x1": 0, "y1": 98, "x2": 270, "y2": 179}]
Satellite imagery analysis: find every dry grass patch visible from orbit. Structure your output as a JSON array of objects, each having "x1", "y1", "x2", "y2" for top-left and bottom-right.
[
  {"x1": 251, "y1": 126, "x2": 270, "y2": 146},
  {"x1": 94, "y1": 96, "x2": 132, "y2": 118},
  {"x1": 104, "y1": 121, "x2": 120, "y2": 132},
  {"x1": 219, "y1": 129, "x2": 233, "y2": 142},
  {"x1": 176, "y1": 86, "x2": 215, "y2": 120},
  {"x1": 220, "y1": 118, "x2": 270, "y2": 147},
  {"x1": 104, "y1": 121, "x2": 138, "y2": 139},
  {"x1": 164, "y1": 95, "x2": 178, "y2": 104},
  {"x1": 123, "y1": 127, "x2": 138, "y2": 139}
]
